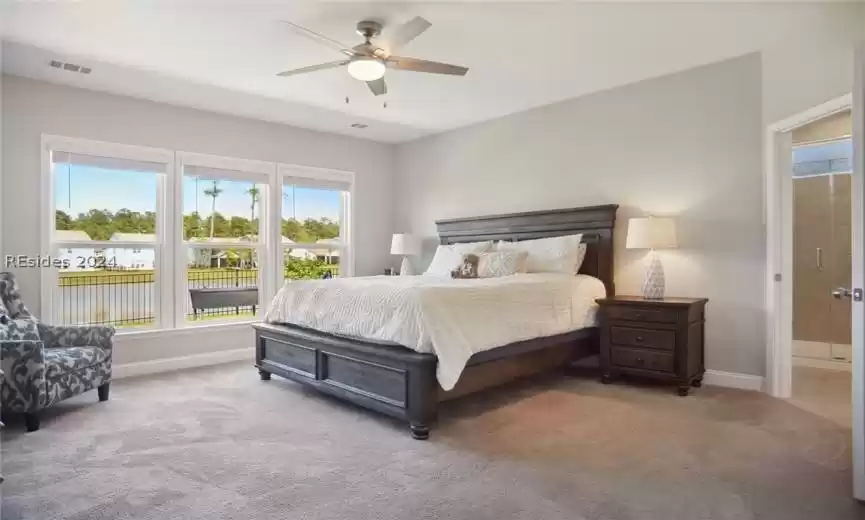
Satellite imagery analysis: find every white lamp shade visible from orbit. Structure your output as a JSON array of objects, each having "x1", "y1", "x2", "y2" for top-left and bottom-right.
[
  {"x1": 626, "y1": 217, "x2": 678, "y2": 250},
  {"x1": 391, "y1": 234, "x2": 421, "y2": 256}
]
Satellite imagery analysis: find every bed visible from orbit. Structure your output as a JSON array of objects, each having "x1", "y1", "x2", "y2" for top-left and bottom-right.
[{"x1": 252, "y1": 204, "x2": 618, "y2": 439}]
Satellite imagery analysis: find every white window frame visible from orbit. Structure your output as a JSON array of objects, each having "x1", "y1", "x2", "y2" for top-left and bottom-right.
[
  {"x1": 276, "y1": 164, "x2": 355, "y2": 286},
  {"x1": 41, "y1": 135, "x2": 173, "y2": 330},
  {"x1": 176, "y1": 151, "x2": 275, "y2": 327}
]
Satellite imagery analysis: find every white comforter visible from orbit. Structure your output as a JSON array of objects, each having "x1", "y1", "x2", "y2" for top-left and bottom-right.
[{"x1": 265, "y1": 273, "x2": 606, "y2": 390}]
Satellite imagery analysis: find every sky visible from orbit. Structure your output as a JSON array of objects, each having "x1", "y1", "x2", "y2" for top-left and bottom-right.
[{"x1": 54, "y1": 164, "x2": 341, "y2": 221}]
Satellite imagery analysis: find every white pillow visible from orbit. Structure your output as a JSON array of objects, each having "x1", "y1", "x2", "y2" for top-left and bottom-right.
[
  {"x1": 423, "y1": 241, "x2": 493, "y2": 276},
  {"x1": 497, "y1": 234, "x2": 584, "y2": 274},
  {"x1": 477, "y1": 250, "x2": 529, "y2": 278},
  {"x1": 573, "y1": 243, "x2": 588, "y2": 273}
]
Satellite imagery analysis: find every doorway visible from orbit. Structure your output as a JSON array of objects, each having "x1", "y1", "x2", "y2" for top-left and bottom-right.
[
  {"x1": 765, "y1": 80, "x2": 863, "y2": 500},
  {"x1": 789, "y1": 109, "x2": 853, "y2": 426}
]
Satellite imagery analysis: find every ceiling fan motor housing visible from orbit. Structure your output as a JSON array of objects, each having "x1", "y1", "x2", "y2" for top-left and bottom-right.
[{"x1": 356, "y1": 20, "x2": 382, "y2": 39}]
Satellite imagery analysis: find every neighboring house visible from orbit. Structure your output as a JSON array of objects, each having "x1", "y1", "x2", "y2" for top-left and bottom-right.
[
  {"x1": 186, "y1": 236, "x2": 327, "y2": 267},
  {"x1": 107, "y1": 233, "x2": 156, "y2": 270},
  {"x1": 55, "y1": 230, "x2": 98, "y2": 272},
  {"x1": 313, "y1": 238, "x2": 340, "y2": 265},
  {"x1": 188, "y1": 236, "x2": 258, "y2": 268},
  {"x1": 282, "y1": 237, "x2": 317, "y2": 261}
]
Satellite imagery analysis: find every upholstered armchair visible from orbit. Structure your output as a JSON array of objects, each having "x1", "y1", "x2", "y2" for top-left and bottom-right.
[{"x1": 0, "y1": 272, "x2": 114, "y2": 431}]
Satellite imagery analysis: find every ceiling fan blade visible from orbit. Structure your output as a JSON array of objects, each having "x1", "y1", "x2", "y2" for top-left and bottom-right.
[
  {"x1": 366, "y1": 77, "x2": 387, "y2": 96},
  {"x1": 385, "y1": 16, "x2": 432, "y2": 52},
  {"x1": 277, "y1": 60, "x2": 349, "y2": 77},
  {"x1": 387, "y1": 56, "x2": 468, "y2": 76},
  {"x1": 280, "y1": 20, "x2": 357, "y2": 57}
]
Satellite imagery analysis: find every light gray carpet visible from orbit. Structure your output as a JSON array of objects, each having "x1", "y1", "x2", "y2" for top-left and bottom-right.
[{"x1": 2, "y1": 362, "x2": 862, "y2": 520}]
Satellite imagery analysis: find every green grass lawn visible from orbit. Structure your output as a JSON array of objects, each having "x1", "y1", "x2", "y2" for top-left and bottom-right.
[
  {"x1": 59, "y1": 265, "x2": 337, "y2": 287},
  {"x1": 59, "y1": 268, "x2": 258, "y2": 286}
]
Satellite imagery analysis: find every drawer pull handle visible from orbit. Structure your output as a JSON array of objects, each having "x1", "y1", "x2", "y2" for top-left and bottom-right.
[
  {"x1": 633, "y1": 313, "x2": 644, "y2": 318},
  {"x1": 635, "y1": 357, "x2": 645, "y2": 365},
  {"x1": 635, "y1": 336, "x2": 645, "y2": 342}
]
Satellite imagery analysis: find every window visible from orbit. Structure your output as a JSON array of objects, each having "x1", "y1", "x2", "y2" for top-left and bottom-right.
[
  {"x1": 43, "y1": 137, "x2": 353, "y2": 333},
  {"x1": 47, "y1": 142, "x2": 169, "y2": 329},
  {"x1": 280, "y1": 166, "x2": 352, "y2": 282},
  {"x1": 793, "y1": 138, "x2": 852, "y2": 177},
  {"x1": 179, "y1": 154, "x2": 271, "y2": 325}
]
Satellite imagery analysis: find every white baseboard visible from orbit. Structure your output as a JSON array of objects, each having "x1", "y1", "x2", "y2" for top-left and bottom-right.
[
  {"x1": 113, "y1": 347, "x2": 254, "y2": 379},
  {"x1": 704, "y1": 369, "x2": 765, "y2": 392}
]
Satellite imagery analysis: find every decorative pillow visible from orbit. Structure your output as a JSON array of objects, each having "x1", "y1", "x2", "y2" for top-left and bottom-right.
[
  {"x1": 476, "y1": 250, "x2": 528, "y2": 278},
  {"x1": 450, "y1": 254, "x2": 480, "y2": 279},
  {"x1": 424, "y1": 241, "x2": 493, "y2": 276},
  {"x1": 497, "y1": 234, "x2": 584, "y2": 274},
  {"x1": 0, "y1": 318, "x2": 41, "y2": 342}
]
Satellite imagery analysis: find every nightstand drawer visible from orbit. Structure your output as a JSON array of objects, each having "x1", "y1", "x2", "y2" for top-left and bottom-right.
[
  {"x1": 610, "y1": 326, "x2": 675, "y2": 350},
  {"x1": 605, "y1": 306, "x2": 679, "y2": 324},
  {"x1": 611, "y1": 347, "x2": 674, "y2": 373}
]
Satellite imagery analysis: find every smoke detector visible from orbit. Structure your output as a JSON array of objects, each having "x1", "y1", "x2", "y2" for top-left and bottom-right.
[{"x1": 50, "y1": 60, "x2": 92, "y2": 75}]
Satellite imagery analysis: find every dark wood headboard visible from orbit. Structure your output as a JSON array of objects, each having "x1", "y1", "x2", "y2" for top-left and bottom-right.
[{"x1": 435, "y1": 204, "x2": 618, "y2": 296}]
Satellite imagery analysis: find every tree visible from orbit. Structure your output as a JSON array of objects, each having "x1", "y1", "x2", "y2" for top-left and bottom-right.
[
  {"x1": 184, "y1": 212, "x2": 203, "y2": 240},
  {"x1": 203, "y1": 180, "x2": 223, "y2": 240},
  {"x1": 55, "y1": 210, "x2": 72, "y2": 230},
  {"x1": 247, "y1": 187, "x2": 260, "y2": 224}
]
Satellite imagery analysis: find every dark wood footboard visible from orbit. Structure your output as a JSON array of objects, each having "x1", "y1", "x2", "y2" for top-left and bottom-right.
[
  {"x1": 253, "y1": 322, "x2": 598, "y2": 440},
  {"x1": 254, "y1": 323, "x2": 438, "y2": 438}
]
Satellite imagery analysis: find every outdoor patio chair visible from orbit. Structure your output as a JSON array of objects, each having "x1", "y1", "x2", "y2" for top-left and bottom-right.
[{"x1": 0, "y1": 272, "x2": 114, "y2": 431}]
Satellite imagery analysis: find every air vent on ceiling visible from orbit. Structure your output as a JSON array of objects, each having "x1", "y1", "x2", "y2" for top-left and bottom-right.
[
  {"x1": 350, "y1": 123, "x2": 368, "y2": 129},
  {"x1": 50, "y1": 60, "x2": 92, "y2": 75}
]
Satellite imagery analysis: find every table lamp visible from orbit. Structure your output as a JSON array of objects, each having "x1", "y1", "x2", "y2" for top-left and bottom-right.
[
  {"x1": 626, "y1": 216, "x2": 678, "y2": 299},
  {"x1": 391, "y1": 234, "x2": 421, "y2": 276}
]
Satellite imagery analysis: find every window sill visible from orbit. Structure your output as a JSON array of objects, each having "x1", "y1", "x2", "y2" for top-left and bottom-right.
[{"x1": 115, "y1": 319, "x2": 259, "y2": 340}]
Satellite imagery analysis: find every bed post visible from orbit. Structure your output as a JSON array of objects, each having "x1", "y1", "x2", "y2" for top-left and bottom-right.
[{"x1": 406, "y1": 359, "x2": 439, "y2": 440}]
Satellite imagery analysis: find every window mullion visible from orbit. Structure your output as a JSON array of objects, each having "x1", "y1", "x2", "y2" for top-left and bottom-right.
[{"x1": 173, "y1": 152, "x2": 186, "y2": 328}]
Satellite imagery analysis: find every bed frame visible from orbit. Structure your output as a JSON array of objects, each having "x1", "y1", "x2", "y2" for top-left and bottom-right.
[{"x1": 253, "y1": 204, "x2": 618, "y2": 439}]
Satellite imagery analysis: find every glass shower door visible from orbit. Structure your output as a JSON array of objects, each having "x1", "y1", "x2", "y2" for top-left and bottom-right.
[{"x1": 792, "y1": 137, "x2": 853, "y2": 365}]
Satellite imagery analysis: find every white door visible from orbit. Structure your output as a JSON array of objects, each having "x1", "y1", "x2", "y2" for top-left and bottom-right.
[{"x1": 852, "y1": 42, "x2": 865, "y2": 501}]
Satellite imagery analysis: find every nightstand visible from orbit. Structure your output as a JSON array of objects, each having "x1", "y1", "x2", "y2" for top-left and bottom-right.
[{"x1": 596, "y1": 296, "x2": 708, "y2": 396}]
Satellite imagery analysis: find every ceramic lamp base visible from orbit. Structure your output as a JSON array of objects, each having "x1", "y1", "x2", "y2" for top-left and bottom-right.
[
  {"x1": 400, "y1": 256, "x2": 414, "y2": 276},
  {"x1": 642, "y1": 251, "x2": 665, "y2": 300}
]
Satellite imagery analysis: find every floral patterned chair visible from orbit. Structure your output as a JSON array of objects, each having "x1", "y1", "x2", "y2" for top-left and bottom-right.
[{"x1": 0, "y1": 272, "x2": 114, "y2": 431}]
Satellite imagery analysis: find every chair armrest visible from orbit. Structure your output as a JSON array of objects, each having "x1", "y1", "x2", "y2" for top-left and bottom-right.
[
  {"x1": 37, "y1": 324, "x2": 115, "y2": 349},
  {"x1": 1, "y1": 340, "x2": 46, "y2": 413}
]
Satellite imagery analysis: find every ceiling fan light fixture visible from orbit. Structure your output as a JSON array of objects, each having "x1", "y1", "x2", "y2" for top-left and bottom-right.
[{"x1": 347, "y1": 57, "x2": 386, "y2": 81}]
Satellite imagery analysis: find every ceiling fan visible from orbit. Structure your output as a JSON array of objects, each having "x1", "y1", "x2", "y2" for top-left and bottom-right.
[{"x1": 277, "y1": 17, "x2": 469, "y2": 96}]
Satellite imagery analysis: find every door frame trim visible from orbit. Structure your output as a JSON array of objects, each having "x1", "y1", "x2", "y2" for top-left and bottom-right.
[{"x1": 765, "y1": 93, "x2": 852, "y2": 399}]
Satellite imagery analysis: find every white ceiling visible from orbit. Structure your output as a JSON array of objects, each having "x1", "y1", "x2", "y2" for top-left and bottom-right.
[{"x1": 0, "y1": 1, "x2": 859, "y2": 143}]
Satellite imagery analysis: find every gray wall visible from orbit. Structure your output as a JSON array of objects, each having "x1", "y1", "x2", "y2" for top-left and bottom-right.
[
  {"x1": 761, "y1": 7, "x2": 864, "y2": 125},
  {"x1": 395, "y1": 54, "x2": 765, "y2": 376},
  {"x1": 1, "y1": 75, "x2": 395, "y2": 316}
]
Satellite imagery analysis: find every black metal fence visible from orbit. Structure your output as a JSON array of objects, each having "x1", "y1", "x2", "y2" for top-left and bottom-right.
[
  {"x1": 58, "y1": 272, "x2": 156, "y2": 328},
  {"x1": 57, "y1": 267, "x2": 337, "y2": 328}
]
